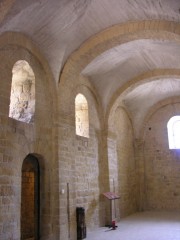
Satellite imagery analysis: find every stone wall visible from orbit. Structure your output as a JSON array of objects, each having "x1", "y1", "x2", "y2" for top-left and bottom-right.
[
  {"x1": 108, "y1": 107, "x2": 137, "y2": 220},
  {"x1": 107, "y1": 135, "x2": 119, "y2": 220},
  {"x1": 0, "y1": 34, "x2": 58, "y2": 240},
  {"x1": 2, "y1": 23, "x2": 180, "y2": 240},
  {"x1": 58, "y1": 85, "x2": 108, "y2": 240},
  {"x1": 142, "y1": 103, "x2": 180, "y2": 210}
]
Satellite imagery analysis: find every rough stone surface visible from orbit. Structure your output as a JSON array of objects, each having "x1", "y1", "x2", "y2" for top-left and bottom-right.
[
  {"x1": 0, "y1": 1, "x2": 180, "y2": 240},
  {"x1": 9, "y1": 60, "x2": 35, "y2": 123},
  {"x1": 142, "y1": 103, "x2": 180, "y2": 211}
]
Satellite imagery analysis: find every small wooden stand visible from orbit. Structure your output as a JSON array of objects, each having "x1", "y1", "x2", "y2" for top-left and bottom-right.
[{"x1": 103, "y1": 192, "x2": 120, "y2": 230}]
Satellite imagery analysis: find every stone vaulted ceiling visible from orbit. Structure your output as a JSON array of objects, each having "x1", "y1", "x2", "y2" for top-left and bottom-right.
[{"x1": 0, "y1": 0, "x2": 180, "y2": 135}]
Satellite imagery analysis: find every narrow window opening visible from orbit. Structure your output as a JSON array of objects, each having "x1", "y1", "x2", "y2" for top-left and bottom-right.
[
  {"x1": 75, "y1": 93, "x2": 89, "y2": 138},
  {"x1": 167, "y1": 116, "x2": 180, "y2": 149},
  {"x1": 9, "y1": 60, "x2": 35, "y2": 123}
]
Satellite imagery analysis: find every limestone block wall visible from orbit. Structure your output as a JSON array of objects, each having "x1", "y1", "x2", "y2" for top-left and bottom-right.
[
  {"x1": 107, "y1": 136, "x2": 120, "y2": 220},
  {"x1": 142, "y1": 103, "x2": 180, "y2": 210},
  {"x1": 75, "y1": 132, "x2": 100, "y2": 228},
  {"x1": 59, "y1": 125, "x2": 101, "y2": 236},
  {"x1": 58, "y1": 83, "x2": 108, "y2": 240},
  {"x1": 108, "y1": 107, "x2": 137, "y2": 219},
  {"x1": 0, "y1": 34, "x2": 58, "y2": 240}
]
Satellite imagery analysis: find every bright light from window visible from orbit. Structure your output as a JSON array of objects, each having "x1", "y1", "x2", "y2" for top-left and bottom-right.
[
  {"x1": 75, "y1": 93, "x2": 89, "y2": 138},
  {"x1": 167, "y1": 116, "x2": 180, "y2": 149},
  {"x1": 9, "y1": 60, "x2": 35, "y2": 123}
]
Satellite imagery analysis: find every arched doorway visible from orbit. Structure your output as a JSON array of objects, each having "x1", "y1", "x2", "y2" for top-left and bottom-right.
[
  {"x1": 21, "y1": 154, "x2": 40, "y2": 240},
  {"x1": 9, "y1": 60, "x2": 35, "y2": 123}
]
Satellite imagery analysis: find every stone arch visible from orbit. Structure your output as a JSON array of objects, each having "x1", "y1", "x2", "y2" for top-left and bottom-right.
[
  {"x1": 137, "y1": 96, "x2": 180, "y2": 207},
  {"x1": 108, "y1": 104, "x2": 133, "y2": 134},
  {"x1": 106, "y1": 69, "x2": 180, "y2": 119},
  {"x1": 58, "y1": 19, "x2": 180, "y2": 236},
  {"x1": 106, "y1": 69, "x2": 180, "y2": 137},
  {"x1": 138, "y1": 97, "x2": 180, "y2": 210},
  {"x1": 140, "y1": 96, "x2": 180, "y2": 140},
  {"x1": 0, "y1": 32, "x2": 59, "y2": 239},
  {"x1": 59, "y1": 20, "x2": 180, "y2": 122},
  {"x1": 61, "y1": 20, "x2": 180, "y2": 82},
  {"x1": 0, "y1": 31, "x2": 57, "y2": 115},
  {"x1": 58, "y1": 83, "x2": 108, "y2": 234}
]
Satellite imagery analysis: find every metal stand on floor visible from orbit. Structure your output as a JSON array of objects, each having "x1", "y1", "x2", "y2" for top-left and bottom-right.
[{"x1": 103, "y1": 192, "x2": 120, "y2": 230}]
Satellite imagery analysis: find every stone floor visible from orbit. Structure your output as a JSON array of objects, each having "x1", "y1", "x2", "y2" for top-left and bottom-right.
[{"x1": 86, "y1": 211, "x2": 180, "y2": 240}]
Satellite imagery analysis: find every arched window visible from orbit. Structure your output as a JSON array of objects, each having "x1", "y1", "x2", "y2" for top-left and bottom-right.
[
  {"x1": 9, "y1": 60, "x2": 35, "y2": 123},
  {"x1": 75, "y1": 93, "x2": 89, "y2": 138},
  {"x1": 167, "y1": 116, "x2": 180, "y2": 149}
]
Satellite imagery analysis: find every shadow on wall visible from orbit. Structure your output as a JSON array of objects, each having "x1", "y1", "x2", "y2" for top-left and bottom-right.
[{"x1": 21, "y1": 154, "x2": 40, "y2": 240}]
